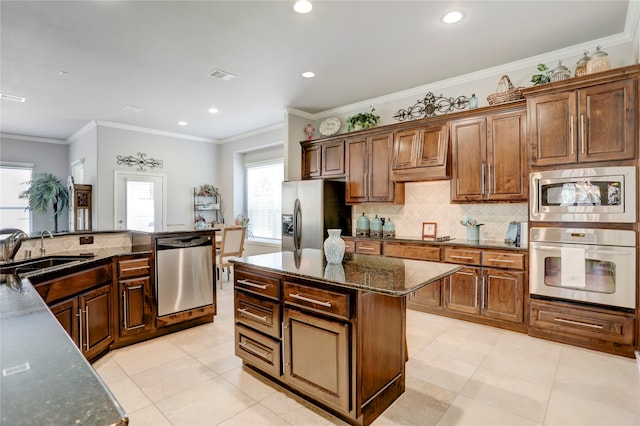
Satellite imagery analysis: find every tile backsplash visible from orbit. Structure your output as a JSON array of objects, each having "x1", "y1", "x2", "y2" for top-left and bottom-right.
[
  {"x1": 16, "y1": 232, "x2": 132, "y2": 260},
  {"x1": 353, "y1": 180, "x2": 528, "y2": 241}
]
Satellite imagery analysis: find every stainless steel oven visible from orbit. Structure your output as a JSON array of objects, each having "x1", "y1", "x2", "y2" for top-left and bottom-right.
[
  {"x1": 529, "y1": 227, "x2": 636, "y2": 309},
  {"x1": 530, "y1": 166, "x2": 636, "y2": 223}
]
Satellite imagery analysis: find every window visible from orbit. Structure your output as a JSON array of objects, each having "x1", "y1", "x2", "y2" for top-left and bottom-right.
[
  {"x1": 245, "y1": 160, "x2": 283, "y2": 240},
  {"x1": 0, "y1": 164, "x2": 32, "y2": 232}
]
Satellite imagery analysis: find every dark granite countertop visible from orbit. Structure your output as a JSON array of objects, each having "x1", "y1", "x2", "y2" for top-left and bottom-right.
[
  {"x1": 232, "y1": 249, "x2": 461, "y2": 297},
  {"x1": 346, "y1": 234, "x2": 527, "y2": 251},
  {"x1": 0, "y1": 277, "x2": 128, "y2": 425}
]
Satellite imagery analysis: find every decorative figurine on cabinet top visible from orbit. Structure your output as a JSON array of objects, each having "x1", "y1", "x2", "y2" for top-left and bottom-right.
[{"x1": 304, "y1": 123, "x2": 315, "y2": 141}]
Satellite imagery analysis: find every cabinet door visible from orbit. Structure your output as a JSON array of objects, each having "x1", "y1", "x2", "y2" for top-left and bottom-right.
[
  {"x1": 368, "y1": 132, "x2": 395, "y2": 202},
  {"x1": 345, "y1": 136, "x2": 369, "y2": 203},
  {"x1": 322, "y1": 140, "x2": 345, "y2": 177},
  {"x1": 408, "y1": 280, "x2": 442, "y2": 309},
  {"x1": 302, "y1": 144, "x2": 321, "y2": 179},
  {"x1": 443, "y1": 266, "x2": 481, "y2": 315},
  {"x1": 120, "y1": 277, "x2": 151, "y2": 336},
  {"x1": 284, "y1": 308, "x2": 350, "y2": 412},
  {"x1": 416, "y1": 124, "x2": 448, "y2": 168},
  {"x1": 391, "y1": 129, "x2": 419, "y2": 170},
  {"x1": 482, "y1": 268, "x2": 524, "y2": 323},
  {"x1": 451, "y1": 117, "x2": 486, "y2": 201},
  {"x1": 79, "y1": 284, "x2": 113, "y2": 360},
  {"x1": 50, "y1": 297, "x2": 79, "y2": 345},
  {"x1": 579, "y1": 78, "x2": 636, "y2": 163},
  {"x1": 486, "y1": 110, "x2": 527, "y2": 201},
  {"x1": 528, "y1": 91, "x2": 578, "y2": 166}
]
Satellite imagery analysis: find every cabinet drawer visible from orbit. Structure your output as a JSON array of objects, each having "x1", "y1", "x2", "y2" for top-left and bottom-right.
[
  {"x1": 482, "y1": 251, "x2": 525, "y2": 270},
  {"x1": 117, "y1": 257, "x2": 151, "y2": 279},
  {"x1": 444, "y1": 247, "x2": 481, "y2": 265},
  {"x1": 355, "y1": 240, "x2": 382, "y2": 255},
  {"x1": 530, "y1": 300, "x2": 634, "y2": 346},
  {"x1": 235, "y1": 325, "x2": 281, "y2": 377},
  {"x1": 235, "y1": 269, "x2": 280, "y2": 300},
  {"x1": 235, "y1": 290, "x2": 281, "y2": 338},
  {"x1": 343, "y1": 238, "x2": 355, "y2": 254},
  {"x1": 284, "y1": 281, "x2": 350, "y2": 320},
  {"x1": 384, "y1": 242, "x2": 441, "y2": 261}
]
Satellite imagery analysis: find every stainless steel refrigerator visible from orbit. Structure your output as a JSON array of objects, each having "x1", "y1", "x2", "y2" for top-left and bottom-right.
[{"x1": 282, "y1": 180, "x2": 352, "y2": 251}]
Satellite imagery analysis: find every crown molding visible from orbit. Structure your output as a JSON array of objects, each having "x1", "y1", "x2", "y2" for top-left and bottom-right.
[
  {"x1": 67, "y1": 120, "x2": 98, "y2": 142},
  {"x1": 219, "y1": 121, "x2": 284, "y2": 144},
  {"x1": 0, "y1": 132, "x2": 67, "y2": 144},
  {"x1": 95, "y1": 120, "x2": 218, "y2": 143}
]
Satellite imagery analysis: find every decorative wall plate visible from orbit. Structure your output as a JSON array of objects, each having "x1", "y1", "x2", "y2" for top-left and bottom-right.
[{"x1": 319, "y1": 117, "x2": 341, "y2": 136}]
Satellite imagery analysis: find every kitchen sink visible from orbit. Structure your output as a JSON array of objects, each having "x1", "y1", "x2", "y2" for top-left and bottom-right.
[{"x1": 0, "y1": 255, "x2": 94, "y2": 276}]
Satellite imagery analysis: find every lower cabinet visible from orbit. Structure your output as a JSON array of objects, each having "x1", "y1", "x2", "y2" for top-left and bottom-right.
[
  {"x1": 233, "y1": 264, "x2": 405, "y2": 426},
  {"x1": 116, "y1": 255, "x2": 152, "y2": 338},
  {"x1": 49, "y1": 283, "x2": 114, "y2": 361}
]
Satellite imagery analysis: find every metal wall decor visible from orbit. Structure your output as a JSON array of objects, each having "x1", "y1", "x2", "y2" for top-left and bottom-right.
[
  {"x1": 393, "y1": 92, "x2": 469, "y2": 121},
  {"x1": 116, "y1": 152, "x2": 163, "y2": 171}
]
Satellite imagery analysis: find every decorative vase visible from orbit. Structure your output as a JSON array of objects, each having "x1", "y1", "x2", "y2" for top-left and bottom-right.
[
  {"x1": 323, "y1": 229, "x2": 346, "y2": 264},
  {"x1": 324, "y1": 263, "x2": 345, "y2": 281},
  {"x1": 466, "y1": 225, "x2": 482, "y2": 242}
]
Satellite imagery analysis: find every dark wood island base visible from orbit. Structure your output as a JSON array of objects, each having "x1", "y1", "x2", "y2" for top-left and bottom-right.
[{"x1": 232, "y1": 249, "x2": 460, "y2": 425}]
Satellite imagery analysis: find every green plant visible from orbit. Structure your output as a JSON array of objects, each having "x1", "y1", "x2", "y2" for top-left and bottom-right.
[
  {"x1": 19, "y1": 172, "x2": 69, "y2": 232},
  {"x1": 197, "y1": 184, "x2": 219, "y2": 197},
  {"x1": 531, "y1": 63, "x2": 552, "y2": 85},
  {"x1": 346, "y1": 107, "x2": 380, "y2": 131}
]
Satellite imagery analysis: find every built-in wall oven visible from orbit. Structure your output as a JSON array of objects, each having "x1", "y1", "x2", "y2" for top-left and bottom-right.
[
  {"x1": 529, "y1": 227, "x2": 636, "y2": 309},
  {"x1": 530, "y1": 166, "x2": 636, "y2": 223}
]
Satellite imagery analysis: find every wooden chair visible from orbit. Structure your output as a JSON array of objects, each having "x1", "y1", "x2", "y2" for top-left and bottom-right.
[{"x1": 216, "y1": 226, "x2": 246, "y2": 287}]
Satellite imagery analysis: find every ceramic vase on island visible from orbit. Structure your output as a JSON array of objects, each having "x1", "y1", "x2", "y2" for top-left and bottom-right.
[{"x1": 323, "y1": 229, "x2": 346, "y2": 264}]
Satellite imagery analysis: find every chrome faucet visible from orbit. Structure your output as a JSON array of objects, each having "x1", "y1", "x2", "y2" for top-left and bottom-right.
[
  {"x1": 1, "y1": 229, "x2": 29, "y2": 261},
  {"x1": 40, "y1": 230, "x2": 53, "y2": 255}
]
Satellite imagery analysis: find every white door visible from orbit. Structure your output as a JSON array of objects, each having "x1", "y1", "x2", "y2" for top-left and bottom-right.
[{"x1": 114, "y1": 172, "x2": 165, "y2": 231}]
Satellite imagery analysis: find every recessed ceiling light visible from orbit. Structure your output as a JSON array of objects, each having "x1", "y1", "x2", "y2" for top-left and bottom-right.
[
  {"x1": 302, "y1": 71, "x2": 315, "y2": 78},
  {"x1": 123, "y1": 105, "x2": 144, "y2": 112},
  {"x1": 208, "y1": 107, "x2": 219, "y2": 114},
  {"x1": 294, "y1": 0, "x2": 312, "y2": 14},
  {"x1": 57, "y1": 71, "x2": 70, "y2": 77},
  {"x1": 178, "y1": 121, "x2": 188, "y2": 126},
  {"x1": 0, "y1": 93, "x2": 26, "y2": 102},
  {"x1": 442, "y1": 11, "x2": 464, "y2": 24}
]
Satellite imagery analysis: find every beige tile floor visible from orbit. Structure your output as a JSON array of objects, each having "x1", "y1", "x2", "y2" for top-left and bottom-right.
[{"x1": 93, "y1": 285, "x2": 640, "y2": 426}]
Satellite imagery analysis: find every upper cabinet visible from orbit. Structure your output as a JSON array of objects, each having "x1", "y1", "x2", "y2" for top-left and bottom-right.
[
  {"x1": 301, "y1": 139, "x2": 345, "y2": 179},
  {"x1": 524, "y1": 66, "x2": 638, "y2": 167},
  {"x1": 345, "y1": 131, "x2": 404, "y2": 204},
  {"x1": 450, "y1": 105, "x2": 527, "y2": 202},
  {"x1": 391, "y1": 123, "x2": 449, "y2": 181}
]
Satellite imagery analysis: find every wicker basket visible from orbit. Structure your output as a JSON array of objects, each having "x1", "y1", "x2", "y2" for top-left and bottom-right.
[{"x1": 486, "y1": 75, "x2": 524, "y2": 105}]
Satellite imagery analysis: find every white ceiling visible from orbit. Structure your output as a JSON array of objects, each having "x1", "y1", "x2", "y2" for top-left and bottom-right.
[{"x1": 0, "y1": 1, "x2": 633, "y2": 142}]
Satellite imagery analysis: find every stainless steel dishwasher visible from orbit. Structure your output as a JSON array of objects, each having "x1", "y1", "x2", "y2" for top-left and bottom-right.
[{"x1": 155, "y1": 235, "x2": 213, "y2": 317}]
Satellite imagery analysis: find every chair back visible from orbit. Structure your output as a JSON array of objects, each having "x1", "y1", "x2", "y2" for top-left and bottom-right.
[{"x1": 219, "y1": 226, "x2": 246, "y2": 259}]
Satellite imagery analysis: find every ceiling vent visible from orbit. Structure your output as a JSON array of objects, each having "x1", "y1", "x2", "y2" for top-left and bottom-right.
[
  {"x1": 208, "y1": 69, "x2": 237, "y2": 81},
  {"x1": 1, "y1": 93, "x2": 26, "y2": 102},
  {"x1": 123, "y1": 105, "x2": 144, "y2": 112}
]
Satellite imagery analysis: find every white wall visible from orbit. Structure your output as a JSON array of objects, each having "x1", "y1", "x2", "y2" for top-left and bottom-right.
[
  {"x1": 95, "y1": 124, "x2": 218, "y2": 230},
  {"x1": 0, "y1": 135, "x2": 70, "y2": 233}
]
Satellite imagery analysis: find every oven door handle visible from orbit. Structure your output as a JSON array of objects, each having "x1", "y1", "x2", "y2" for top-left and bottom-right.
[{"x1": 584, "y1": 249, "x2": 633, "y2": 256}]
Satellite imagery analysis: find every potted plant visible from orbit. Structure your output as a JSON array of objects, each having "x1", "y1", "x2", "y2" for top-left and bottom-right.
[
  {"x1": 346, "y1": 107, "x2": 380, "y2": 131},
  {"x1": 19, "y1": 172, "x2": 69, "y2": 233},
  {"x1": 531, "y1": 63, "x2": 553, "y2": 85}
]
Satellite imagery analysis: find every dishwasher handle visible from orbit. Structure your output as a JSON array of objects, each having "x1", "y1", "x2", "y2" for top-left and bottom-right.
[{"x1": 156, "y1": 235, "x2": 212, "y2": 250}]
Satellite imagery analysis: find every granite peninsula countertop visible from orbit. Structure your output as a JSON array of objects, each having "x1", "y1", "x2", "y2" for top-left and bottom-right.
[{"x1": 232, "y1": 249, "x2": 461, "y2": 296}]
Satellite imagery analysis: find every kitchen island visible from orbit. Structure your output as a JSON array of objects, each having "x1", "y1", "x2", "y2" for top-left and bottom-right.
[{"x1": 232, "y1": 249, "x2": 460, "y2": 426}]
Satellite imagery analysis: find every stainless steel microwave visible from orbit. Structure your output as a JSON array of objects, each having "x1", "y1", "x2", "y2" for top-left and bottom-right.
[{"x1": 530, "y1": 166, "x2": 636, "y2": 223}]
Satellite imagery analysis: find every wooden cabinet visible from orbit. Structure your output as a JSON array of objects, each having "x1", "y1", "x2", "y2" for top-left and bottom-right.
[
  {"x1": 301, "y1": 139, "x2": 345, "y2": 179},
  {"x1": 49, "y1": 283, "x2": 113, "y2": 361},
  {"x1": 526, "y1": 73, "x2": 637, "y2": 167},
  {"x1": 345, "y1": 131, "x2": 404, "y2": 203},
  {"x1": 234, "y1": 264, "x2": 406, "y2": 426},
  {"x1": 116, "y1": 255, "x2": 152, "y2": 338},
  {"x1": 391, "y1": 123, "x2": 449, "y2": 181},
  {"x1": 354, "y1": 239, "x2": 382, "y2": 255},
  {"x1": 451, "y1": 107, "x2": 527, "y2": 202},
  {"x1": 529, "y1": 299, "x2": 635, "y2": 357}
]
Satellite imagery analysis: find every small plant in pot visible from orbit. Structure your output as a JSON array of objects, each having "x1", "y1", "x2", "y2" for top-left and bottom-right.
[
  {"x1": 531, "y1": 63, "x2": 553, "y2": 86},
  {"x1": 346, "y1": 107, "x2": 380, "y2": 131}
]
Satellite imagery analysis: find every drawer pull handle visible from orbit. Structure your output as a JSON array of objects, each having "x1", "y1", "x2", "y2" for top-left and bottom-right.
[
  {"x1": 237, "y1": 308, "x2": 269, "y2": 323},
  {"x1": 122, "y1": 266, "x2": 149, "y2": 272},
  {"x1": 486, "y1": 258, "x2": 515, "y2": 263},
  {"x1": 238, "y1": 341, "x2": 271, "y2": 360},
  {"x1": 237, "y1": 279, "x2": 268, "y2": 290},
  {"x1": 553, "y1": 317, "x2": 604, "y2": 329},
  {"x1": 449, "y1": 255, "x2": 474, "y2": 260},
  {"x1": 359, "y1": 246, "x2": 376, "y2": 251},
  {"x1": 289, "y1": 293, "x2": 332, "y2": 308}
]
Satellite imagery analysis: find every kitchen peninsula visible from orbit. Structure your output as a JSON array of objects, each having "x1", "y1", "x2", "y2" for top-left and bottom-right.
[{"x1": 232, "y1": 249, "x2": 460, "y2": 426}]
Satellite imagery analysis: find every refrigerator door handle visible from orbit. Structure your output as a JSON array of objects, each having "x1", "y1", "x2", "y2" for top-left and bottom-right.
[{"x1": 293, "y1": 198, "x2": 302, "y2": 251}]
